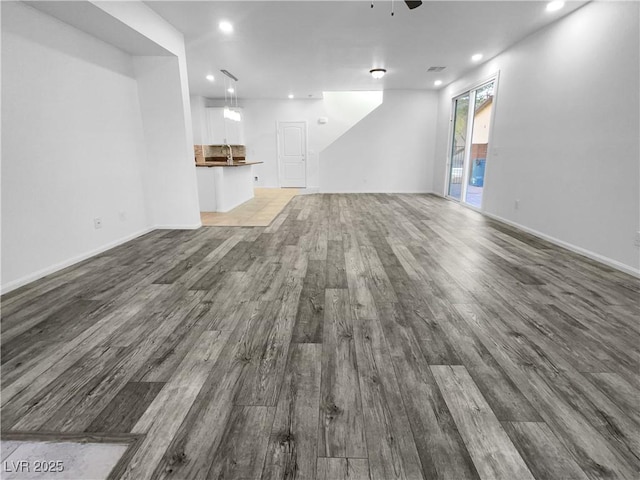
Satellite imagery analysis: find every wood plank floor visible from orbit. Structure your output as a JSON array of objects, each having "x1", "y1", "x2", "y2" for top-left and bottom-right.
[{"x1": 2, "y1": 193, "x2": 639, "y2": 480}]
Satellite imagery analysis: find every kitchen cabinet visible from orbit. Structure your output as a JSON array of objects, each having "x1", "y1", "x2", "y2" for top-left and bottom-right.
[{"x1": 205, "y1": 107, "x2": 245, "y2": 145}]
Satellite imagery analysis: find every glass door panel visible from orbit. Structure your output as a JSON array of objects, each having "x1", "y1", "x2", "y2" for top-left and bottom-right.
[
  {"x1": 447, "y1": 93, "x2": 470, "y2": 200},
  {"x1": 464, "y1": 81, "x2": 495, "y2": 208}
]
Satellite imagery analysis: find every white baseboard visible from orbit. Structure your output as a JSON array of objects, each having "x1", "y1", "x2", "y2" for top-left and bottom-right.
[
  {"x1": 430, "y1": 192, "x2": 639, "y2": 277},
  {"x1": 319, "y1": 190, "x2": 431, "y2": 194},
  {"x1": 155, "y1": 222, "x2": 202, "y2": 230},
  {"x1": 298, "y1": 186, "x2": 320, "y2": 195},
  {"x1": 0, "y1": 222, "x2": 207, "y2": 295},
  {"x1": 481, "y1": 211, "x2": 640, "y2": 278},
  {"x1": 5, "y1": 196, "x2": 635, "y2": 296},
  {"x1": 0, "y1": 226, "x2": 155, "y2": 295}
]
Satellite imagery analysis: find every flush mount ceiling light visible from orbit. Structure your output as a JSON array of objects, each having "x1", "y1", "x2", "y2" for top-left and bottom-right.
[
  {"x1": 546, "y1": 1, "x2": 565, "y2": 12},
  {"x1": 219, "y1": 20, "x2": 233, "y2": 33},
  {"x1": 206, "y1": 74, "x2": 215, "y2": 82},
  {"x1": 471, "y1": 53, "x2": 483, "y2": 62},
  {"x1": 434, "y1": 80, "x2": 443, "y2": 86},
  {"x1": 370, "y1": 68, "x2": 387, "y2": 79},
  {"x1": 288, "y1": 94, "x2": 294, "y2": 99}
]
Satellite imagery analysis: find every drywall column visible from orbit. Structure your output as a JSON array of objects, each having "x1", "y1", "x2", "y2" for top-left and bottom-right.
[
  {"x1": 95, "y1": 0, "x2": 201, "y2": 228},
  {"x1": 0, "y1": 1, "x2": 151, "y2": 291},
  {"x1": 134, "y1": 56, "x2": 201, "y2": 228}
]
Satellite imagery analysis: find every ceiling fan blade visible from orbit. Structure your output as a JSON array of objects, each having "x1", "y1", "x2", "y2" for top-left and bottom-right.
[{"x1": 405, "y1": 0, "x2": 423, "y2": 9}]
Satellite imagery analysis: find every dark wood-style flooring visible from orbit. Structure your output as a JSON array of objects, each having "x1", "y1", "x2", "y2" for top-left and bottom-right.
[{"x1": 2, "y1": 193, "x2": 639, "y2": 480}]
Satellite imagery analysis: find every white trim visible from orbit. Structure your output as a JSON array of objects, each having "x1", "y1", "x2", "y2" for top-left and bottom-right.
[
  {"x1": 478, "y1": 72, "x2": 501, "y2": 211},
  {"x1": 444, "y1": 72, "x2": 500, "y2": 207},
  {"x1": 276, "y1": 120, "x2": 308, "y2": 188},
  {"x1": 0, "y1": 222, "x2": 204, "y2": 295},
  {"x1": 155, "y1": 222, "x2": 202, "y2": 230},
  {"x1": 483, "y1": 211, "x2": 640, "y2": 278},
  {"x1": 460, "y1": 88, "x2": 476, "y2": 202},
  {"x1": 298, "y1": 186, "x2": 320, "y2": 195},
  {"x1": 450, "y1": 71, "x2": 501, "y2": 102},
  {"x1": 319, "y1": 190, "x2": 433, "y2": 194},
  {"x1": 435, "y1": 192, "x2": 640, "y2": 278},
  {"x1": 443, "y1": 94, "x2": 456, "y2": 197},
  {"x1": 444, "y1": 91, "x2": 471, "y2": 201},
  {"x1": 1, "y1": 226, "x2": 154, "y2": 295}
]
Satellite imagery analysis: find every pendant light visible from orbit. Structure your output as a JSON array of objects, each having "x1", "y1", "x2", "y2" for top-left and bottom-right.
[{"x1": 222, "y1": 71, "x2": 241, "y2": 123}]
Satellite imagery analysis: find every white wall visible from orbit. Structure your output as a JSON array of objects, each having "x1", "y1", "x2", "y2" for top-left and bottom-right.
[
  {"x1": 1, "y1": 1, "x2": 202, "y2": 293},
  {"x1": 433, "y1": 2, "x2": 640, "y2": 274},
  {"x1": 134, "y1": 56, "x2": 201, "y2": 228},
  {"x1": 96, "y1": 0, "x2": 201, "y2": 228},
  {"x1": 190, "y1": 95, "x2": 207, "y2": 145},
  {"x1": 321, "y1": 90, "x2": 438, "y2": 193},
  {"x1": 1, "y1": 1, "x2": 150, "y2": 290},
  {"x1": 242, "y1": 91, "x2": 383, "y2": 188}
]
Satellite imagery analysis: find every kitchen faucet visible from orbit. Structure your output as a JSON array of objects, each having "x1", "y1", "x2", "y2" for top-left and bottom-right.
[{"x1": 226, "y1": 144, "x2": 234, "y2": 165}]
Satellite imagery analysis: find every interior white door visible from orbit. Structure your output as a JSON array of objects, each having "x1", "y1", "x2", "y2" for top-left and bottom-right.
[{"x1": 278, "y1": 121, "x2": 306, "y2": 188}]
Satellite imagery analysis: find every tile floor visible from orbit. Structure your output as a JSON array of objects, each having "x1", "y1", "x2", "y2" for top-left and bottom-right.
[
  {"x1": 200, "y1": 188, "x2": 299, "y2": 227},
  {"x1": 1, "y1": 441, "x2": 128, "y2": 479}
]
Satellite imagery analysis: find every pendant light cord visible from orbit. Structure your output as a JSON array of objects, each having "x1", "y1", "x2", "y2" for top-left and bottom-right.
[{"x1": 223, "y1": 76, "x2": 229, "y2": 143}]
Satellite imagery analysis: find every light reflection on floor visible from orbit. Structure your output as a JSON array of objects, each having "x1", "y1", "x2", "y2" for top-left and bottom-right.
[
  {"x1": 1, "y1": 441, "x2": 128, "y2": 479},
  {"x1": 448, "y1": 184, "x2": 483, "y2": 208}
]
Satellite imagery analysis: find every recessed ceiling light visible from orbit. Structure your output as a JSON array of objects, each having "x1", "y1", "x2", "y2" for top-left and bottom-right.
[
  {"x1": 219, "y1": 21, "x2": 233, "y2": 33},
  {"x1": 546, "y1": 1, "x2": 565, "y2": 12},
  {"x1": 370, "y1": 68, "x2": 387, "y2": 79},
  {"x1": 227, "y1": 87, "x2": 235, "y2": 93},
  {"x1": 471, "y1": 53, "x2": 483, "y2": 62},
  {"x1": 206, "y1": 74, "x2": 214, "y2": 82},
  {"x1": 434, "y1": 80, "x2": 443, "y2": 86},
  {"x1": 288, "y1": 94, "x2": 294, "y2": 99}
]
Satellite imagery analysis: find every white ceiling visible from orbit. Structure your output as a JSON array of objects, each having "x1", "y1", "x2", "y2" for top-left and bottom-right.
[
  {"x1": 146, "y1": 1, "x2": 585, "y2": 99},
  {"x1": 29, "y1": 1, "x2": 173, "y2": 56}
]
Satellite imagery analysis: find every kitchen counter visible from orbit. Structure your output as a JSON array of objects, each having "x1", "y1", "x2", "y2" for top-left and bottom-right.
[
  {"x1": 195, "y1": 161, "x2": 263, "y2": 168},
  {"x1": 195, "y1": 161, "x2": 260, "y2": 212}
]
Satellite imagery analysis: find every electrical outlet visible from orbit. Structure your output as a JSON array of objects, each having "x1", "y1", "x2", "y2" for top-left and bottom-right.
[
  {"x1": 119, "y1": 211, "x2": 127, "y2": 222},
  {"x1": 93, "y1": 217, "x2": 102, "y2": 229},
  {"x1": 514, "y1": 199, "x2": 520, "y2": 210},
  {"x1": 634, "y1": 231, "x2": 640, "y2": 247}
]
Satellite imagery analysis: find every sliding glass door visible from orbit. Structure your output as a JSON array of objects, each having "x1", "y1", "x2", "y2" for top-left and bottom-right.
[
  {"x1": 448, "y1": 93, "x2": 470, "y2": 200},
  {"x1": 446, "y1": 80, "x2": 495, "y2": 208}
]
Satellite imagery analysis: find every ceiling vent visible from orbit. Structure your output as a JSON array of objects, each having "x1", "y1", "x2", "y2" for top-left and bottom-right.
[{"x1": 427, "y1": 66, "x2": 446, "y2": 72}]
